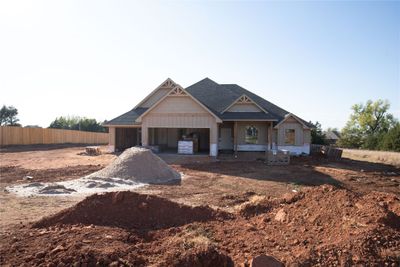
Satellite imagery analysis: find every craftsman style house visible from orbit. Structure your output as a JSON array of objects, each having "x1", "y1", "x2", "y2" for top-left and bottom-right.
[{"x1": 104, "y1": 78, "x2": 312, "y2": 156}]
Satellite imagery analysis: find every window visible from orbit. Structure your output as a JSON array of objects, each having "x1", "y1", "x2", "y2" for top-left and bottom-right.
[
  {"x1": 245, "y1": 126, "x2": 258, "y2": 144},
  {"x1": 285, "y1": 129, "x2": 295, "y2": 145}
]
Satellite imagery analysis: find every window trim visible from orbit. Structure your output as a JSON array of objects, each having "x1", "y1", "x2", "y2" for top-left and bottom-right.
[
  {"x1": 284, "y1": 128, "x2": 295, "y2": 145},
  {"x1": 245, "y1": 125, "x2": 258, "y2": 144}
]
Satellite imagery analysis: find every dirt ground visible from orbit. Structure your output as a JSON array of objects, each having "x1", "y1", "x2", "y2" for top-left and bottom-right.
[{"x1": 1, "y1": 145, "x2": 399, "y2": 266}]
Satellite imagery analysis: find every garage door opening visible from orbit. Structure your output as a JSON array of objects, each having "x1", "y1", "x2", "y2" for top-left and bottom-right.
[
  {"x1": 115, "y1": 128, "x2": 141, "y2": 151},
  {"x1": 148, "y1": 128, "x2": 210, "y2": 154}
]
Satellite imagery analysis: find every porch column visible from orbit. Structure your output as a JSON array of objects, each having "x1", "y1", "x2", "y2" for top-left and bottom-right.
[
  {"x1": 270, "y1": 121, "x2": 273, "y2": 150},
  {"x1": 108, "y1": 127, "x2": 116, "y2": 152},
  {"x1": 209, "y1": 122, "x2": 218, "y2": 157},
  {"x1": 267, "y1": 121, "x2": 272, "y2": 151},
  {"x1": 141, "y1": 126, "x2": 149, "y2": 146},
  {"x1": 233, "y1": 121, "x2": 238, "y2": 155}
]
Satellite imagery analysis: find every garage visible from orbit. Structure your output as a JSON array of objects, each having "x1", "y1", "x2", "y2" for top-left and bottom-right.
[
  {"x1": 147, "y1": 128, "x2": 210, "y2": 154},
  {"x1": 115, "y1": 128, "x2": 141, "y2": 151}
]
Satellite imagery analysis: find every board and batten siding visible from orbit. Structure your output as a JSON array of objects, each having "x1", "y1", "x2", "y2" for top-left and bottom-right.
[
  {"x1": 139, "y1": 87, "x2": 171, "y2": 108},
  {"x1": 275, "y1": 117, "x2": 311, "y2": 148},
  {"x1": 227, "y1": 103, "x2": 263, "y2": 112}
]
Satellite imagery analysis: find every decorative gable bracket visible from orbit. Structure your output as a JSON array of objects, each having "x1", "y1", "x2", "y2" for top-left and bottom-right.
[
  {"x1": 168, "y1": 86, "x2": 187, "y2": 96},
  {"x1": 237, "y1": 95, "x2": 253, "y2": 104},
  {"x1": 161, "y1": 78, "x2": 177, "y2": 88},
  {"x1": 222, "y1": 94, "x2": 268, "y2": 114}
]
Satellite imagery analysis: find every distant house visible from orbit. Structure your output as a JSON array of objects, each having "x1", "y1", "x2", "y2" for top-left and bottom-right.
[
  {"x1": 104, "y1": 78, "x2": 313, "y2": 156},
  {"x1": 324, "y1": 130, "x2": 341, "y2": 145},
  {"x1": 24, "y1": 125, "x2": 42, "y2": 128}
]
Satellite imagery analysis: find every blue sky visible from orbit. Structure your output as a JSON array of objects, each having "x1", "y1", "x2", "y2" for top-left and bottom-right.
[{"x1": 1, "y1": 1, "x2": 399, "y2": 129}]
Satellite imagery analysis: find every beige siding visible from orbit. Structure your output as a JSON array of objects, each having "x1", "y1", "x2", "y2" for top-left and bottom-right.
[
  {"x1": 109, "y1": 127, "x2": 116, "y2": 146},
  {"x1": 277, "y1": 121, "x2": 305, "y2": 146},
  {"x1": 284, "y1": 117, "x2": 298, "y2": 123},
  {"x1": 142, "y1": 95, "x2": 216, "y2": 129},
  {"x1": 143, "y1": 114, "x2": 215, "y2": 129},
  {"x1": 139, "y1": 88, "x2": 171, "y2": 108},
  {"x1": 303, "y1": 129, "x2": 311, "y2": 143},
  {"x1": 236, "y1": 122, "x2": 268, "y2": 145},
  {"x1": 149, "y1": 96, "x2": 209, "y2": 114},
  {"x1": 227, "y1": 103, "x2": 263, "y2": 112}
]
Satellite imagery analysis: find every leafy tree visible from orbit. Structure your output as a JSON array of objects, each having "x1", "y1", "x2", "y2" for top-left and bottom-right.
[
  {"x1": 49, "y1": 116, "x2": 105, "y2": 132},
  {"x1": 0, "y1": 105, "x2": 20, "y2": 126},
  {"x1": 379, "y1": 122, "x2": 400, "y2": 152},
  {"x1": 310, "y1": 121, "x2": 326, "y2": 145},
  {"x1": 338, "y1": 100, "x2": 397, "y2": 149}
]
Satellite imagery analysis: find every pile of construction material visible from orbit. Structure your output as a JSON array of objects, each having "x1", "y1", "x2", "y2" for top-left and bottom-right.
[
  {"x1": 86, "y1": 147, "x2": 181, "y2": 184},
  {"x1": 85, "y1": 146, "x2": 102, "y2": 156},
  {"x1": 7, "y1": 147, "x2": 181, "y2": 196},
  {"x1": 310, "y1": 144, "x2": 343, "y2": 160},
  {"x1": 266, "y1": 150, "x2": 290, "y2": 165}
]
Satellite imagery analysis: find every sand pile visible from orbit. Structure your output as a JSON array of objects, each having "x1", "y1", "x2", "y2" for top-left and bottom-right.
[
  {"x1": 85, "y1": 147, "x2": 181, "y2": 184},
  {"x1": 33, "y1": 191, "x2": 231, "y2": 230},
  {"x1": 7, "y1": 147, "x2": 180, "y2": 196}
]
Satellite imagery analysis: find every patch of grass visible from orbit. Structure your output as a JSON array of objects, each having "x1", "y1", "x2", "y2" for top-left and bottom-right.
[
  {"x1": 169, "y1": 224, "x2": 215, "y2": 250},
  {"x1": 342, "y1": 149, "x2": 400, "y2": 167}
]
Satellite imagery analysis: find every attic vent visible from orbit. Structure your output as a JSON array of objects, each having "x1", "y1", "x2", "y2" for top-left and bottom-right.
[
  {"x1": 237, "y1": 95, "x2": 253, "y2": 104},
  {"x1": 169, "y1": 86, "x2": 187, "y2": 96}
]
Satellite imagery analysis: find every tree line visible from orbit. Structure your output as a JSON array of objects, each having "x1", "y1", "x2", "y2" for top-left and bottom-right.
[
  {"x1": 311, "y1": 99, "x2": 399, "y2": 152},
  {"x1": 0, "y1": 105, "x2": 106, "y2": 133}
]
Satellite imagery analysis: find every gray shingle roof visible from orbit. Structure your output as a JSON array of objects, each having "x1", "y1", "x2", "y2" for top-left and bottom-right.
[
  {"x1": 324, "y1": 130, "x2": 341, "y2": 140},
  {"x1": 104, "y1": 107, "x2": 147, "y2": 126},
  {"x1": 186, "y1": 78, "x2": 311, "y2": 125},
  {"x1": 105, "y1": 78, "x2": 312, "y2": 126}
]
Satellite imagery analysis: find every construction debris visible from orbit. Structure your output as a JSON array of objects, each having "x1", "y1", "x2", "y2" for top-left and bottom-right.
[{"x1": 85, "y1": 146, "x2": 102, "y2": 156}]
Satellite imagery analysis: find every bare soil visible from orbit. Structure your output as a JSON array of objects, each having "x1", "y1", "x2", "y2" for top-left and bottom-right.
[
  {"x1": 1, "y1": 145, "x2": 399, "y2": 266},
  {"x1": 1, "y1": 188, "x2": 399, "y2": 266}
]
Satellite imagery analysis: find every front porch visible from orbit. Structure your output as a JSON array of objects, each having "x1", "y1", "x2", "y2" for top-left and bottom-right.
[{"x1": 218, "y1": 121, "x2": 275, "y2": 155}]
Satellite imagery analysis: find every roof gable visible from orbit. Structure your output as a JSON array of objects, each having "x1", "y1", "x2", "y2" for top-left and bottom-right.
[
  {"x1": 136, "y1": 84, "x2": 222, "y2": 123},
  {"x1": 274, "y1": 113, "x2": 310, "y2": 129},
  {"x1": 135, "y1": 78, "x2": 178, "y2": 108},
  {"x1": 222, "y1": 94, "x2": 268, "y2": 113}
]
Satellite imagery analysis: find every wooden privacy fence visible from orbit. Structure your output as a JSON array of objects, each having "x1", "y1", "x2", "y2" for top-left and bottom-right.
[{"x1": 0, "y1": 126, "x2": 109, "y2": 146}]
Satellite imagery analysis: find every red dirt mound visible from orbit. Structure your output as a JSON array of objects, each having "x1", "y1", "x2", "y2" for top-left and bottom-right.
[
  {"x1": 1, "y1": 186, "x2": 399, "y2": 266},
  {"x1": 33, "y1": 191, "x2": 231, "y2": 230},
  {"x1": 237, "y1": 191, "x2": 305, "y2": 218}
]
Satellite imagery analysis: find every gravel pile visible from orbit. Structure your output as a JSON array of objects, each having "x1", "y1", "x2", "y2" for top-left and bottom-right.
[
  {"x1": 7, "y1": 147, "x2": 179, "y2": 197},
  {"x1": 85, "y1": 147, "x2": 181, "y2": 184}
]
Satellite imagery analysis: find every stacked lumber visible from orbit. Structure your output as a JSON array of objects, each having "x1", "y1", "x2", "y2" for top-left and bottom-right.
[{"x1": 85, "y1": 146, "x2": 102, "y2": 156}]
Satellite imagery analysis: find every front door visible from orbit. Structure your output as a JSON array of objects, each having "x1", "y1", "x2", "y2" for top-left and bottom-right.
[{"x1": 219, "y1": 127, "x2": 233, "y2": 150}]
